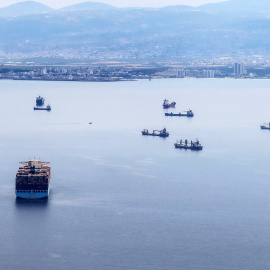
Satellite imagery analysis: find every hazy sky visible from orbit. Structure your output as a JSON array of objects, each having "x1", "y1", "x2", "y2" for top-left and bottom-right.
[{"x1": 0, "y1": 0, "x2": 227, "y2": 9}]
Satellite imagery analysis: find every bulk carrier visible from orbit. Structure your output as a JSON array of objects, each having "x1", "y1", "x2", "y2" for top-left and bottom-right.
[{"x1": 15, "y1": 160, "x2": 51, "y2": 199}]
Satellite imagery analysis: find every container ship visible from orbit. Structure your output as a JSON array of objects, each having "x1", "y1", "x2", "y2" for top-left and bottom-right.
[{"x1": 15, "y1": 159, "x2": 51, "y2": 199}]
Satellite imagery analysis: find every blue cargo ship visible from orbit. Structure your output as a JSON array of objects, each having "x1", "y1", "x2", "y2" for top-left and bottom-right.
[{"x1": 15, "y1": 160, "x2": 51, "y2": 199}]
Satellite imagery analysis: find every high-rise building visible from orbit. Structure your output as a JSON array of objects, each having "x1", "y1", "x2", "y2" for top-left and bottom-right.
[
  {"x1": 202, "y1": 70, "x2": 215, "y2": 78},
  {"x1": 177, "y1": 69, "x2": 185, "y2": 78},
  {"x1": 234, "y1": 63, "x2": 245, "y2": 75},
  {"x1": 41, "y1": 67, "x2": 47, "y2": 75}
]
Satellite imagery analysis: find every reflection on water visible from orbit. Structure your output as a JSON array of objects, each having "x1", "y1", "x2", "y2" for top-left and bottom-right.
[{"x1": 15, "y1": 196, "x2": 49, "y2": 208}]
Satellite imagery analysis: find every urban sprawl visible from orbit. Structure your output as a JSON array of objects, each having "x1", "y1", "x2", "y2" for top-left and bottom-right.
[{"x1": 1, "y1": 60, "x2": 270, "y2": 81}]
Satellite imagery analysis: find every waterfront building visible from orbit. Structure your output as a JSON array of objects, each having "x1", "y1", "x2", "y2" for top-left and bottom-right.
[
  {"x1": 202, "y1": 70, "x2": 215, "y2": 78},
  {"x1": 177, "y1": 69, "x2": 185, "y2": 78},
  {"x1": 234, "y1": 63, "x2": 245, "y2": 75}
]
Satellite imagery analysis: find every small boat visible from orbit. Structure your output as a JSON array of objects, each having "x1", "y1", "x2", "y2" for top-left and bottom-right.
[
  {"x1": 165, "y1": 109, "x2": 194, "y2": 117},
  {"x1": 261, "y1": 122, "x2": 270, "y2": 129},
  {"x1": 36, "y1": 96, "x2": 45, "y2": 106},
  {"x1": 174, "y1": 139, "x2": 203, "y2": 151},
  {"x1": 34, "y1": 105, "x2": 51, "y2": 111},
  {"x1": 141, "y1": 128, "x2": 169, "y2": 137},
  {"x1": 163, "y1": 99, "x2": 176, "y2": 109}
]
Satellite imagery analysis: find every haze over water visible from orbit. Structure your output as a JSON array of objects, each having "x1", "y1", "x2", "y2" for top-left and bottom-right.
[{"x1": 1, "y1": 78, "x2": 270, "y2": 269}]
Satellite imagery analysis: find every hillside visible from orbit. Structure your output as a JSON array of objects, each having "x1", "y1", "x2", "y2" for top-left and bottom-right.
[{"x1": 0, "y1": 0, "x2": 269, "y2": 61}]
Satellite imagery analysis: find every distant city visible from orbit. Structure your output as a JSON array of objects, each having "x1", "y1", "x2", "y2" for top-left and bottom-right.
[
  {"x1": 1, "y1": 0, "x2": 270, "y2": 80},
  {"x1": 1, "y1": 59, "x2": 270, "y2": 81}
]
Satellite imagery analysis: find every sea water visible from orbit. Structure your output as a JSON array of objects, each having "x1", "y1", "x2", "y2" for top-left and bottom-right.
[{"x1": 0, "y1": 78, "x2": 270, "y2": 269}]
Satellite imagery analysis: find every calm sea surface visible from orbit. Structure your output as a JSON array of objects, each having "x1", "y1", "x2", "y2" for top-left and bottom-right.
[{"x1": 1, "y1": 78, "x2": 270, "y2": 269}]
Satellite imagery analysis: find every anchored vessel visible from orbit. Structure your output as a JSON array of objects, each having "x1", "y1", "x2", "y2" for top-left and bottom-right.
[
  {"x1": 174, "y1": 139, "x2": 203, "y2": 150},
  {"x1": 163, "y1": 99, "x2": 176, "y2": 109},
  {"x1": 165, "y1": 109, "x2": 194, "y2": 117},
  {"x1": 261, "y1": 122, "x2": 270, "y2": 129},
  {"x1": 33, "y1": 105, "x2": 51, "y2": 111},
  {"x1": 15, "y1": 159, "x2": 51, "y2": 199},
  {"x1": 36, "y1": 96, "x2": 45, "y2": 106},
  {"x1": 142, "y1": 128, "x2": 169, "y2": 137}
]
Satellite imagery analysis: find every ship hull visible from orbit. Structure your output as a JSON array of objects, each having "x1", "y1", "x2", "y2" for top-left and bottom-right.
[
  {"x1": 261, "y1": 126, "x2": 270, "y2": 129},
  {"x1": 165, "y1": 113, "x2": 194, "y2": 117},
  {"x1": 16, "y1": 187, "x2": 50, "y2": 199},
  {"x1": 33, "y1": 107, "x2": 51, "y2": 111},
  {"x1": 142, "y1": 131, "x2": 169, "y2": 137},
  {"x1": 174, "y1": 144, "x2": 203, "y2": 150}
]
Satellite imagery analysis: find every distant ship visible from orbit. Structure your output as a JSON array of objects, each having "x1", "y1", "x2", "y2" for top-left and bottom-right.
[
  {"x1": 165, "y1": 109, "x2": 194, "y2": 117},
  {"x1": 36, "y1": 96, "x2": 45, "y2": 106},
  {"x1": 174, "y1": 139, "x2": 203, "y2": 150},
  {"x1": 34, "y1": 105, "x2": 51, "y2": 111},
  {"x1": 163, "y1": 99, "x2": 176, "y2": 109},
  {"x1": 15, "y1": 159, "x2": 51, "y2": 199},
  {"x1": 141, "y1": 128, "x2": 169, "y2": 137},
  {"x1": 260, "y1": 122, "x2": 270, "y2": 129}
]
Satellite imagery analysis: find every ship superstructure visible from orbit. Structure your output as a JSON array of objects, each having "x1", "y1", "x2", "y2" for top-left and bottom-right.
[
  {"x1": 15, "y1": 160, "x2": 51, "y2": 199},
  {"x1": 163, "y1": 99, "x2": 176, "y2": 108},
  {"x1": 36, "y1": 96, "x2": 45, "y2": 106}
]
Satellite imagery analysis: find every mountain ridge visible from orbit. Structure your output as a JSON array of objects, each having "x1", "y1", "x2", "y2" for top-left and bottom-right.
[
  {"x1": 1, "y1": 0, "x2": 270, "y2": 17},
  {"x1": 59, "y1": 2, "x2": 117, "y2": 11},
  {"x1": 0, "y1": 1, "x2": 54, "y2": 17},
  {"x1": 0, "y1": 0, "x2": 270, "y2": 61}
]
